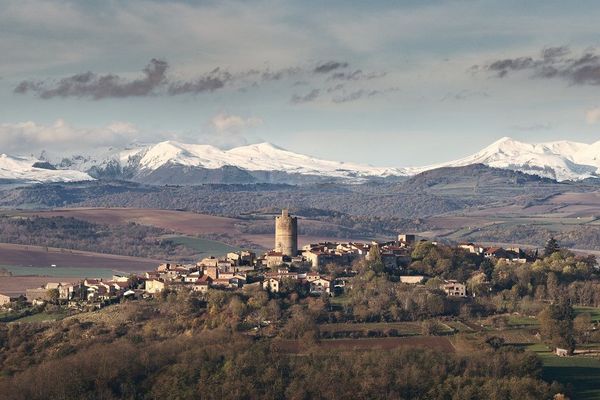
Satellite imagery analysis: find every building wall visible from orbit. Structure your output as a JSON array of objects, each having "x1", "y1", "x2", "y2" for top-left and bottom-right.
[
  {"x1": 275, "y1": 209, "x2": 298, "y2": 257},
  {"x1": 0, "y1": 294, "x2": 10, "y2": 306}
]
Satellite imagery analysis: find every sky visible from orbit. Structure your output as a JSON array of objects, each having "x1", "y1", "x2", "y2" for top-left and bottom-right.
[{"x1": 2, "y1": 0, "x2": 600, "y2": 167}]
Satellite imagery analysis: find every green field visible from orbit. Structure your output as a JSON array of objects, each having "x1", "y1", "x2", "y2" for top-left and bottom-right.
[
  {"x1": 164, "y1": 235, "x2": 240, "y2": 256},
  {"x1": 14, "y1": 311, "x2": 67, "y2": 323},
  {"x1": 526, "y1": 344, "x2": 600, "y2": 400},
  {"x1": 575, "y1": 306, "x2": 600, "y2": 322},
  {"x1": 507, "y1": 314, "x2": 539, "y2": 326},
  {"x1": 319, "y1": 321, "x2": 454, "y2": 336}
]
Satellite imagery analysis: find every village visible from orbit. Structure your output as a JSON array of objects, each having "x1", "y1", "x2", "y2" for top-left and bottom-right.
[
  {"x1": 1, "y1": 209, "x2": 539, "y2": 314},
  {"x1": 1, "y1": 210, "x2": 598, "y2": 399}
]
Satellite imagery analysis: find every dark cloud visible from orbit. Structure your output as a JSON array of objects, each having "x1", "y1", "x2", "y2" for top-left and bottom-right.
[
  {"x1": 14, "y1": 58, "x2": 389, "y2": 105},
  {"x1": 331, "y1": 86, "x2": 400, "y2": 103},
  {"x1": 329, "y1": 69, "x2": 386, "y2": 81},
  {"x1": 15, "y1": 59, "x2": 169, "y2": 99},
  {"x1": 291, "y1": 89, "x2": 320, "y2": 104},
  {"x1": 440, "y1": 89, "x2": 490, "y2": 102},
  {"x1": 314, "y1": 61, "x2": 348, "y2": 74},
  {"x1": 261, "y1": 67, "x2": 302, "y2": 81},
  {"x1": 478, "y1": 46, "x2": 600, "y2": 85},
  {"x1": 327, "y1": 83, "x2": 344, "y2": 93},
  {"x1": 168, "y1": 68, "x2": 232, "y2": 95}
]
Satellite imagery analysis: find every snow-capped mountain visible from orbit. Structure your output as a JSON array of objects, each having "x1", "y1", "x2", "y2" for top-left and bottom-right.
[
  {"x1": 406, "y1": 137, "x2": 600, "y2": 181},
  {"x1": 5, "y1": 137, "x2": 600, "y2": 185},
  {"x1": 0, "y1": 154, "x2": 92, "y2": 184},
  {"x1": 133, "y1": 141, "x2": 404, "y2": 178},
  {"x1": 52, "y1": 140, "x2": 408, "y2": 184}
]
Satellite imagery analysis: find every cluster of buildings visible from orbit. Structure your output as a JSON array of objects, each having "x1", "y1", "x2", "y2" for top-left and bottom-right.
[
  {"x1": 3, "y1": 210, "x2": 541, "y2": 310},
  {"x1": 24, "y1": 276, "x2": 136, "y2": 306},
  {"x1": 458, "y1": 243, "x2": 534, "y2": 263}
]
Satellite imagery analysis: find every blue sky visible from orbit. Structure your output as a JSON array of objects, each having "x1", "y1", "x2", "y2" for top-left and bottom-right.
[{"x1": 2, "y1": 0, "x2": 600, "y2": 166}]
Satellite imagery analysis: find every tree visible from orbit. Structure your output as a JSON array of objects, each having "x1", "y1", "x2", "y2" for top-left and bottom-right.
[
  {"x1": 574, "y1": 313, "x2": 592, "y2": 344},
  {"x1": 538, "y1": 300, "x2": 575, "y2": 354},
  {"x1": 46, "y1": 288, "x2": 60, "y2": 304},
  {"x1": 367, "y1": 244, "x2": 385, "y2": 274},
  {"x1": 544, "y1": 237, "x2": 560, "y2": 257}
]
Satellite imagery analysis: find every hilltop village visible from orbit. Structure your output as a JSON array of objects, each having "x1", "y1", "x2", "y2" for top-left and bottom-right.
[
  {"x1": 2, "y1": 210, "x2": 600, "y2": 399},
  {"x1": 4, "y1": 209, "x2": 541, "y2": 310}
]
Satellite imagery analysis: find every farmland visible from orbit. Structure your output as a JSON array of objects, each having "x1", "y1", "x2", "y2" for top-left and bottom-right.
[
  {"x1": 12, "y1": 208, "x2": 370, "y2": 249},
  {"x1": 0, "y1": 243, "x2": 160, "y2": 271}
]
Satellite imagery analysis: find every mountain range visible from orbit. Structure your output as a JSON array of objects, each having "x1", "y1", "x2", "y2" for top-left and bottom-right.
[{"x1": 3, "y1": 137, "x2": 600, "y2": 184}]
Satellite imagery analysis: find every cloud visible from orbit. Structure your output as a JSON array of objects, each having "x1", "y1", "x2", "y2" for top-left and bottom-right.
[
  {"x1": 210, "y1": 113, "x2": 263, "y2": 134},
  {"x1": 168, "y1": 68, "x2": 232, "y2": 95},
  {"x1": 184, "y1": 113, "x2": 264, "y2": 148},
  {"x1": 291, "y1": 89, "x2": 320, "y2": 104},
  {"x1": 314, "y1": 61, "x2": 348, "y2": 74},
  {"x1": 331, "y1": 87, "x2": 400, "y2": 103},
  {"x1": 476, "y1": 46, "x2": 600, "y2": 86},
  {"x1": 440, "y1": 89, "x2": 490, "y2": 101},
  {"x1": 14, "y1": 57, "x2": 389, "y2": 106},
  {"x1": 329, "y1": 69, "x2": 386, "y2": 81},
  {"x1": 15, "y1": 59, "x2": 168, "y2": 99},
  {"x1": 327, "y1": 84, "x2": 345, "y2": 93},
  {"x1": 585, "y1": 107, "x2": 600, "y2": 124},
  {"x1": 0, "y1": 119, "x2": 139, "y2": 153},
  {"x1": 332, "y1": 89, "x2": 379, "y2": 103}
]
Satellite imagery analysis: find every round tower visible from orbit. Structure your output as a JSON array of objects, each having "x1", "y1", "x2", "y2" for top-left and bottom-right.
[{"x1": 275, "y1": 209, "x2": 298, "y2": 257}]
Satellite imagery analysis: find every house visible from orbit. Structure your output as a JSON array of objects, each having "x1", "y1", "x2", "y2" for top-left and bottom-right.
[
  {"x1": 458, "y1": 243, "x2": 484, "y2": 255},
  {"x1": 184, "y1": 271, "x2": 201, "y2": 283},
  {"x1": 263, "y1": 277, "x2": 280, "y2": 293},
  {"x1": 265, "y1": 251, "x2": 286, "y2": 268},
  {"x1": 145, "y1": 279, "x2": 166, "y2": 294},
  {"x1": 192, "y1": 282, "x2": 210, "y2": 293},
  {"x1": 26, "y1": 287, "x2": 51, "y2": 302},
  {"x1": 555, "y1": 348, "x2": 569, "y2": 357},
  {"x1": 306, "y1": 272, "x2": 321, "y2": 282},
  {"x1": 0, "y1": 293, "x2": 10, "y2": 306},
  {"x1": 398, "y1": 234, "x2": 416, "y2": 246},
  {"x1": 198, "y1": 257, "x2": 219, "y2": 268},
  {"x1": 112, "y1": 274, "x2": 130, "y2": 283},
  {"x1": 310, "y1": 278, "x2": 332, "y2": 295},
  {"x1": 204, "y1": 266, "x2": 219, "y2": 280},
  {"x1": 441, "y1": 280, "x2": 466, "y2": 297},
  {"x1": 484, "y1": 247, "x2": 509, "y2": 259},
  {"x1": 45, "y1": 282, "x2": 77, "y2": 300}
]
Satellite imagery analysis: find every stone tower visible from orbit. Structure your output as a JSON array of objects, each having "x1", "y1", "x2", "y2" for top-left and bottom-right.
[{"x1": 275, "y1": 209, "x2": 298, "y2": 257}]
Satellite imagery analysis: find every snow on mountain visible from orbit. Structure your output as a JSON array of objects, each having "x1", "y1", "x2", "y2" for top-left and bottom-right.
[
  {"x1": 60, "y1": 140, "x2": 406, "y2": 181},
  {"x1": 8, "y1": 136, "x2": 600, "y2": 185},
  {"x1": 133, "y1": 141, "x2": 405, "y2": 178},
  {"x1": 406, "y1": 137, "x2": 600, "y2": 181},
  {"x1": 0, "y1": 154, "x2": 93, "y2": 183}
]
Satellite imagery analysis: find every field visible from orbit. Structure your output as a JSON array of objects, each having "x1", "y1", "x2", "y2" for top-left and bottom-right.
[
  {"x1": 14, "y1": 208, "x2": 369, "y2": 249},
  {"x1": 164, "y1": 235, "x2": 241, "y2": 256},
  {"x1": 0, "y1": 276, "x2": 80, "y2": 296},
  {"x1": 0, "y1": 243, "x2": 160, "y2": 295},
  {"x1": 527, "y1": 344, "x2": 600, "y2": 400},
  {"x1": 575, "y1": 306, "x2": 600, "y2": 322},
  {"x1": 318, "y1": 321, "x2": 454, "y2": 337},
  {"x1": 0, "y1": 243, "x2": 160, "y2": 271},
  {"x1": 13, "y1": 311, "x2": 68, "y2": 323}
]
